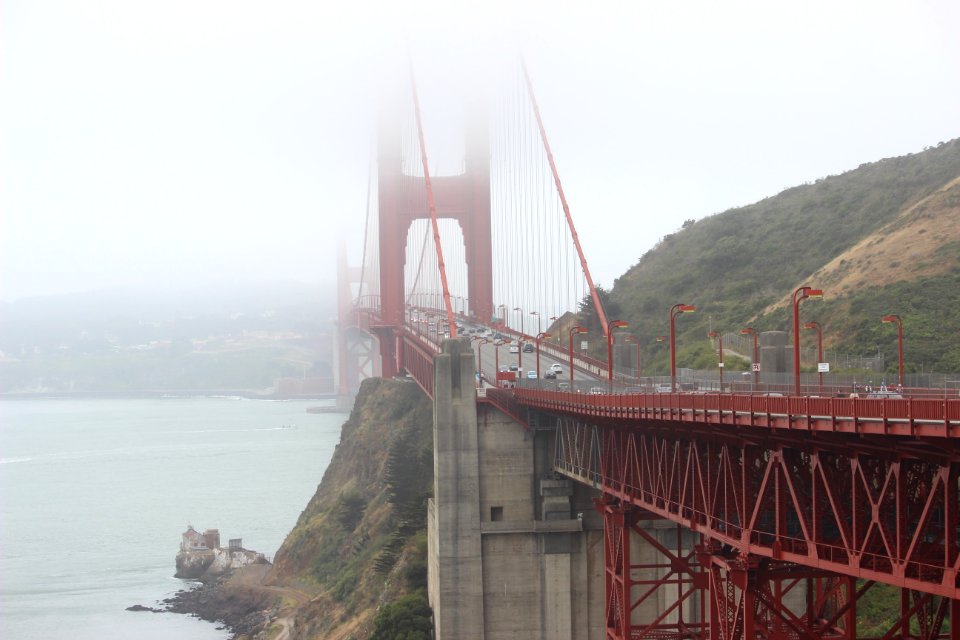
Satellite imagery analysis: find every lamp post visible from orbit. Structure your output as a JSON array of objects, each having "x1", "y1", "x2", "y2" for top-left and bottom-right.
[
  {"x1": 803, "y1": 321, "x2": 824, "y2": 392},
  {"x1": 740, "y1": 327, "x2": 759, "y2": 387},
  {"x1": 569, "y1": 326, "x2": 587, "y2": 383},
  {"x1": 530, "y1": 311, "x2": 541, "y2": 338},
  {"x1": 708, "y1": 331, "x2": 724, "y2": 391},
  {"x1": 792, "y1": 286, "x2": 823, "y2": 395},
  {"x1": 669, "y1": 304, "x2": 696, "y2": 392},
  {"x1": 513, "y1": 307, "x2": 524, "y2": 370},
  {"x1": 607, "y1": 320, "x2": 630, "y2": 382},
  {"x1": 535, "y1": 332, "x2": 551, "y2": 378},
  {"x1": 881, "y1": 314, "x2": 904, "y2": 387},
  {"x1": 493, "y1": 340, "x2": 503, "y2": 379},
  {"x1": 497, "y1": 304, "x2": 507, "y2": 329},
  {"x1": 624, "y1": 335, "x2": 641, "y2": 380},
  {"x1": 473, "y1": 337, "x2": 489, "y2": 387}
]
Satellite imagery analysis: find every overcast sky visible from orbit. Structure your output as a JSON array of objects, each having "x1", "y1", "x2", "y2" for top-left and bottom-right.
[{"x1": 2, "y1": 0, "x2": 958, "y2": 303}]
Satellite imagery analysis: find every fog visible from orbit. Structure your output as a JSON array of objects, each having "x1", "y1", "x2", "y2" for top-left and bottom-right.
[{"x1": 2, "y1": 0, "x2": 958, "y2": 302}]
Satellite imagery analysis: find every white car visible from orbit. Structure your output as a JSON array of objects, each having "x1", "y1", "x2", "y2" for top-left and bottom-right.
[
  {"x1": 526, "y1": 370, "x2": 537, "y2": 379},
  {"x1": 509, "y1": 345, "x2": 520, "y2": 354},
  {"x1": 549, "y1": 363, "x2": 563, "y2": 374}
]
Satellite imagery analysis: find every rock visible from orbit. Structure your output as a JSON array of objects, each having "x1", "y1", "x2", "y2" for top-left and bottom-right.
[
  {"x1": 164, "y1": 566, "x2": 277, "y2": 639},
  {"x1": 126, "y1": 604, "x2": 162, "y2": 613}
]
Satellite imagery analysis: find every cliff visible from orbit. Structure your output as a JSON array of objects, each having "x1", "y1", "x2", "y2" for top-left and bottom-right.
[
  {"x1": 223, "y1": 376, "x2": 433, "y2": 639},
  {"x1": 175, "y1": 548, "x2": 266, "y2": 580}
]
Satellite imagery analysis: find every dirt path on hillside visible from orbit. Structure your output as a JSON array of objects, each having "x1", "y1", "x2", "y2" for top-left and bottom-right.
[{"x1": 227, "y1": 564, "x2": 313, "y2": 639}]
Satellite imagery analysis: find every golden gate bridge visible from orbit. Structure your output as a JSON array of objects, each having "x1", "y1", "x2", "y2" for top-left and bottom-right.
[{"x1": 336, "y1": 59, "x2": 960, "y2": 640}]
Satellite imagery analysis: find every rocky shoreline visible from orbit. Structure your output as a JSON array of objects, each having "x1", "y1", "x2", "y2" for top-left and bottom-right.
[{"x1": 128, "y1": 566, "x2": 279, "y2": 640}]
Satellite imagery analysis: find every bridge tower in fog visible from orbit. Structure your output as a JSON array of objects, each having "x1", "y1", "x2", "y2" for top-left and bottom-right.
[{"x1": 373, "y1": 105, "x2": 493, "y2": 376}]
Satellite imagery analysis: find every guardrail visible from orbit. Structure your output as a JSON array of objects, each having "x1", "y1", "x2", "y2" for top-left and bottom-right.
[{"x1": 514, "y1": 386, "x2": 960, "y2": 439}]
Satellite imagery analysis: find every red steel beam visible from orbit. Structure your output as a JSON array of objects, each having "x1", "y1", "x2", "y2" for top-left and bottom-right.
[
  {"x1": 553, "y1": 418, "x2": 960, "y2": 599},
  {"x1": 515, "y1": 388, "x2": 960, "y2": 439},
  {"x1": 520, "y1": 60, "x2": 611, "y2": 339},
  {"x1": 408, "y1": 64, "x2": 457, "y2": 338}
]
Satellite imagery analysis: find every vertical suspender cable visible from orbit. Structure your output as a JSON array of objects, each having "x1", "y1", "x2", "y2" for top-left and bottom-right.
[
  {"x1": 354, "y1": 152, "x2": 373, "y2": 307},
  {"x1": 520, "y1": 59, "x2": 610, "y2": 338},
  {"x1": 409, "y1": 63, "x2": 457, "y2": 338}
]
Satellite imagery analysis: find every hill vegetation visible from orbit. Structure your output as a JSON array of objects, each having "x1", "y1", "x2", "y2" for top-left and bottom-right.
[
  {"x1": 602, "y1": 138, "x2": 960, "y2": 375},
  {"x1": 264, "y1": 377, "x2": 434, "y2": 639}
]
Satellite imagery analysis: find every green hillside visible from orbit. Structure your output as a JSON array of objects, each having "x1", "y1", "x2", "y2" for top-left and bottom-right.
[{"x1": 604, "y1": 138, "x2": 960, "y2": 375}]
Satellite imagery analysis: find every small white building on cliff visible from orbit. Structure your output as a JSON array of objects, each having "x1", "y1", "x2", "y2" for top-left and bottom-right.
[{"x1": 179, "y1": 525, "x2": 220, "y2": 552}]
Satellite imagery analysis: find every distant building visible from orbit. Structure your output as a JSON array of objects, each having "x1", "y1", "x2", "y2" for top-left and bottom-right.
[
  {"x1": 228, "y1": 538, "x2": 243, "y2": 551},
  {"x1": 202, "y1": 528, "x2": 220, "y2": 550},
  {"x1": 180, "y1": 525, "x2": 208, "y2": 551}
]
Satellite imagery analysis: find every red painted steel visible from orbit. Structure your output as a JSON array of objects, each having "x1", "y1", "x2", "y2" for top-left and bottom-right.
[
  {"x1": 520, "y1": 60, "x2": 610, "y2": 339},
  {"x1": 552, "y1": 417, "x2": 960, "y2": 599},
  {"x1": 375, "y1": 100, "x2": 493, "y2": 372},
  {"x1": 594, "y1": 498, "x2": 707, "y2": 640},
  {"x1": 398, "y1": 327, "x2": 440, "y2": 398},
  {"x1": 408, "y1": 66, "x2": 457, "y2": 338},
  {"x1": 515, "y1": 388, "x2": 960, "y2": 438}
]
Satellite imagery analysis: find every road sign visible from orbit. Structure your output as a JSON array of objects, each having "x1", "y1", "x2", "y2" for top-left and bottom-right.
[
  {"x1": 752, "y1": 363, "x2": 761, "y2": 372},
  {"x1": 718, "y1": 362, "x2": 725, "y2": 368},
  {"x1": 580, "y1": 340, "x2": 588, "y2": 351},
  {"x1": 818, "y1": 362, "x2": 830, "y2": 373}
]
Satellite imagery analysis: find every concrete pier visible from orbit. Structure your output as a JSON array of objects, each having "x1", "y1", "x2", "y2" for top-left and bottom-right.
[{"x1": 427, "y1": 339, "x2": 605, "y2": 639}]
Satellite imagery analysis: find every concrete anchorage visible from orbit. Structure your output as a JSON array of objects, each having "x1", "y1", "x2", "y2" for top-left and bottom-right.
[{"x1": 428, "y1": 338, "x2": 605, "y2": 640}]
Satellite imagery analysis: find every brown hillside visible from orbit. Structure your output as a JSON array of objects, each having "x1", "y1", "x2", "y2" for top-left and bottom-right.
[{"x1": 761, "y1": 174, "x2": 960, "y2": 316}]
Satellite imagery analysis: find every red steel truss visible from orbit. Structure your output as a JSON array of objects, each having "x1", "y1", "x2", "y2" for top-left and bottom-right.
[
  {"x1": 594, "y1": 497, "x2": 707, "y2": 640},
  {"x1": 554, "y1": 416, "x2": 960, "y2": 639}
]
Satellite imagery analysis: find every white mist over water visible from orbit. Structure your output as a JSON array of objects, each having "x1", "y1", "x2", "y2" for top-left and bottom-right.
[{"x1": 0, "y1": 397, "x2": 347, "y2": 640}]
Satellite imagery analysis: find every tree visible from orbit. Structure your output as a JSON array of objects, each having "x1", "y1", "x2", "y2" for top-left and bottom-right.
[
  {"x1": 370, "y1": 592, "x2": 433, "y2": 640},
  {"x1": 578, "y1": 286, "x2": 622, "y2": 336}
]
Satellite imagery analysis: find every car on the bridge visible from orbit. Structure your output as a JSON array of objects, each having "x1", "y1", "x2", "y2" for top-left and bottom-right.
[
  {"x1": 544, "y1": 371, "x2": 557, "y2": 379},
  {"x1": 549, "y1": 363, "x2": 563, "y2": 374},
  {"x1": 509, "y1": 363, "x2": 519, "y2": 372},
  {"x1": 522, "y1": 343, "x2": 534, "y2": 353},
  {"x1": 526, "y1": 370, "x2": 537, "y2": 379},
  {"x1": 509, "y1": 345, "x2": 520, "y2": 354}
]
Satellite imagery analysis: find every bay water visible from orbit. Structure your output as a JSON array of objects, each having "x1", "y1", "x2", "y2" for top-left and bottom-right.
[{"x1": 0, "y1": 397, "x2": 347, "y2": 640}]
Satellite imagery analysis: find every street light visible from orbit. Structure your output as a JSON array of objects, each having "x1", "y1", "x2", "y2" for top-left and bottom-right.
[
  {"x1": 607, "y1": 320, "x2": 630, "y2": 382},
  {"x1": 493, "y1": 340, "x2": 503, "y2": 381},
  {"x1": 803, "y1": 321, "x2": 824, "y2": 392},
  {"x1": 740, "y1": 327, "x2": 759, "y2": 387},
  {"x1": 708, "y1": 331, "x2": 724, "y2": 391},
  {"x1": 497, "y1": 304, "x2": 507, "y2": 329},
  {"x1": 535, "y1": 332, "x2": 551, "y2": 378},
  {"x1": 513, "y1": 307, "x2": 524, "y2": 370},
  {"x1": 792, "y1": 286, "x2": 823, "y2": 395},
  {"x1": 669, "y1": 304, "x2": 696, "y2": 392},
  {"x1": 530, "y1": 311, "x2": 541, "y2": 337},
  {"x1": 881, "y1": 314, "x2": 904, "y2": 387},
  {"x1": 472, "y1": 337, "x2": 489, "y2": 387},
  {"x1": 569, "y1": 326, "x2": 587, "y2": 383},
  {"x1": 624, "y1": 335, "x2": 641, "y2": 380}
]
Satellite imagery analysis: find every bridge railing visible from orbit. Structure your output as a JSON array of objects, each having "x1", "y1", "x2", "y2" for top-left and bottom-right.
[{"x1": 515, "y1": 384, "x2": 960, "y2": 438}]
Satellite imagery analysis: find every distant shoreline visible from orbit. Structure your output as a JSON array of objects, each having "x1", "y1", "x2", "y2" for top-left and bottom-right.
[{"x1": 0, "y1": 390, "x2": 339, "y2": 401}]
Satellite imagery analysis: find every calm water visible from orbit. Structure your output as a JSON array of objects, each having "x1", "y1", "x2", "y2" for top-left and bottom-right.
[{"x1": 0, "y1": 397, "x2": 347, "y2": 640}]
